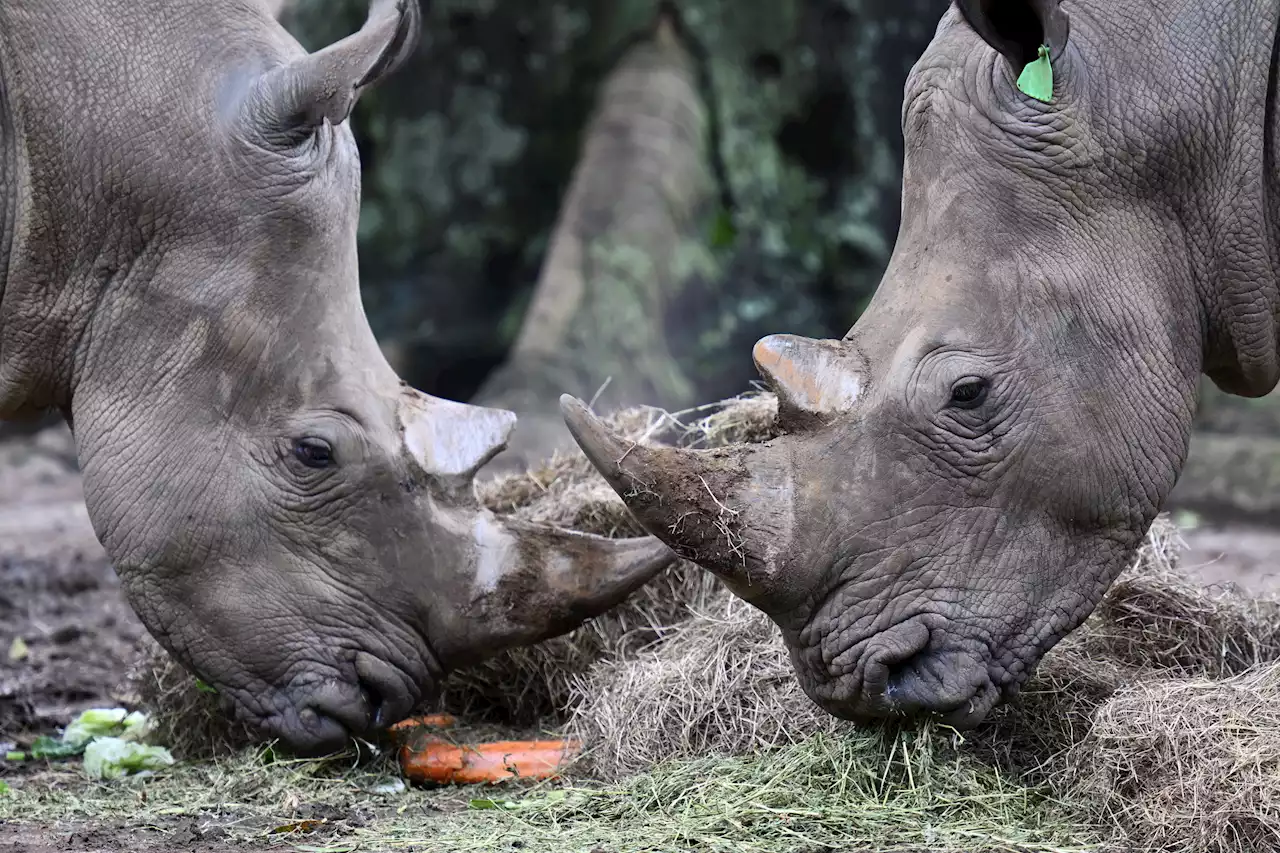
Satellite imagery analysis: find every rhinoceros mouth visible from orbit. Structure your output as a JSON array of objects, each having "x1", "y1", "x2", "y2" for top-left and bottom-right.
[
  {"x1": 297, "y1": 662, "x2": 419, "y2": 746},
  {"x1": 793, "y1": 613, "x2": 1008, "y2": 731},
  {"x1": 210, "y1": 647, "x2": 435, "y2": 756}
]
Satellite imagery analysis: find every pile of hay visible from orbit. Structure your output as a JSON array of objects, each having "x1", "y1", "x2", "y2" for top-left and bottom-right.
[
  {"x1": 561, "y1": 591, "x2": 843, "y2": 780},
  {"x1": 129, "y1": 391, "x2": 1280, "y2": 852},
  {"x1": 557, "y1": 516, "x2": 1272, "y2": 775},
  {"x1": 1068, "y1": 666, "x2": 1280, "y2": 852}
]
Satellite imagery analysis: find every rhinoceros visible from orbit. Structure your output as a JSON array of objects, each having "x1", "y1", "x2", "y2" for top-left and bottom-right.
[
  {"x1": 563, "y1": 0, "x2": 1276, "y2": 730},
  {"x1": 0, "y1": 0, "x2": 673, "y2": 754}
]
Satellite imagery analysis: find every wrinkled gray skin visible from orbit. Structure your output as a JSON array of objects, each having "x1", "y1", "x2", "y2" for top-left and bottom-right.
[
  {"x1": 0, "y1": 0, "x2": 674, "y2": 755},
  {"x1": 564, "y1": 0, "x2": 1280, "y2": 730}
]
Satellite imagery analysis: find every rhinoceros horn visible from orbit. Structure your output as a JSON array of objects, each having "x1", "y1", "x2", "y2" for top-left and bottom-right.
[
  {"x1": 560, "y1": 334, "x2": 866, "y2": 614},
  {"x1": 397, "y1": 388, "x2": 676, "y2": 660}
]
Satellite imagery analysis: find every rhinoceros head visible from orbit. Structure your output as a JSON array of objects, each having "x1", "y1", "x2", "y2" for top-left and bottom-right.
[
  {"x1": 561, "y1": 0, "x2": 1249, "y2": 729},
  {"x1": 66, "y1": 0, "x2": 672, "y2": 754}
]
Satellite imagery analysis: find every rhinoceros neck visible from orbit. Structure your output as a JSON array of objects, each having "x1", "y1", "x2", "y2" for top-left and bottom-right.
[
  {"x1": 0, "y1": 0, "x2": 283, "y2": 419},
  {"x1": 1205, "y1": 1, "x2": 1280, "y2": 395},
  {"x1": 0, "y1": 25, "x2": 48, "y2": 419}
]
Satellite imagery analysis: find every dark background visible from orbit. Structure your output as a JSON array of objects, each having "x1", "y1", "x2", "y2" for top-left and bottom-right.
[{"x1": 277, "y1": 0, "x2": 1280, "y2": 516}]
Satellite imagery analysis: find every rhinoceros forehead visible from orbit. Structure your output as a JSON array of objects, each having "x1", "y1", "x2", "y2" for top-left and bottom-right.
[{"x1": 872, "y1": 325, "x2": 985, "y2": 388}]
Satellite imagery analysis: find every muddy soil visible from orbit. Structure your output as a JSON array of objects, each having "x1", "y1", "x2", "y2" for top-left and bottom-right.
[
  {"x1": 1179, "y1": 521, "x2": 1280, "y2": 592},
  {"x1": 0, "y1": 428, "x2": 144, "y2": 748},
  {"x1": 0, "y1": 824, "x2": 241, "y2": 853}
]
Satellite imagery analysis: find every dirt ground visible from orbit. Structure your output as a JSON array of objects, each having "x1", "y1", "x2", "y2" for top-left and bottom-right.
[
  {"x1": 2, "y1": 424, "x2": 1279, "y2": 851},
  {"x1": 0, "y1": 824, "x2": 241, "y2": 853},
  {"x1": 0, "y1": 428, "x2": 144, "y2": 749}
]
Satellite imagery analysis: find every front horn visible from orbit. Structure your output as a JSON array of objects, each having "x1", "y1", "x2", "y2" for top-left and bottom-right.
[
  {"x1": 434, "y1": 511, "x2": 679, "y2": 663},
  {"x1": 559, "y1": 394, "x2": 798, "y2": 610}
]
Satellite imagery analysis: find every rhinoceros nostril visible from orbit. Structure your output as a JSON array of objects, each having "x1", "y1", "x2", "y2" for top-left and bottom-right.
[
  {"x1": 859, "y1": 619, "x2": 932, "y2": 701},
  {"x1": 355, "y1": 652, "x2": 415, "y2": 731},
  {"x1": 297, "y1": 677, "x2": 372, "y2": 740},
  {"x1": 883, "y1": 664, "x2": 933, "y2": 713},
  {"x1": 878, "y1": 646, "x2": 994, "y2": 729},
  {"x1": 284, "y1": 705, "x2": 353, "y2": 757},
  {"x1": 360, "y1": 681, "x2": 385, "y2": 729}
]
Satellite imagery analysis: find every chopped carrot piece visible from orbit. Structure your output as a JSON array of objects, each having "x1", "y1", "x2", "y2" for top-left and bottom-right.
[
  {"x1": 388, "y1": 713, "x2": 456, "y2": 733},
  {"x1": 398, "y1": 739, "x2": 582, "y2": 785}
]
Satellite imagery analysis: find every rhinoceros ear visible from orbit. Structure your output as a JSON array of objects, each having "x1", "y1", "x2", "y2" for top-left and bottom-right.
[
  {"x1": 247, "y1": 0, "x2": 421, "y2": 146},
  {"x1": 954, "y1": 0, "x2": 1069, "y2": 68}
]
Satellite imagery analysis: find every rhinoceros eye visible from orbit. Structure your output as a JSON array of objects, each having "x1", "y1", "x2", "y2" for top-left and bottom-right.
[
  {"x1": 949, "y1": 378, "x2": 989, "y2": 409},
  {"x1": 293, "y1": 437, "x2": 335, "y2": 469}
]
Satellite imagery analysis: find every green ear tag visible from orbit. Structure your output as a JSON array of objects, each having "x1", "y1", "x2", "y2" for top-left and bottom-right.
[{"x1": 1016, "y1": 44, "x2": 1053, "y2": 103}]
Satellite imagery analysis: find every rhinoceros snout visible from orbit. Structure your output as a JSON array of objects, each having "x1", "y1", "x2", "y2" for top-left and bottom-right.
[
  {"x1": 802, "y1": 617, "x2": 1003, "y2": 731},
  {"x1": 239, "y1": 655, "x2": 422, "y2": 756},
  {"x1": 355, "y1": 650, "x2": 418, "y2": 731},
  {"x1": 878, "y1": 652, "x2": 1001, "y2": 731},
  {"x1": 291, "y1": 706, "x2": 359, "y2": 757},
  {"x1": 281, "y1": 678, "x2": 375, "y2": 756}
]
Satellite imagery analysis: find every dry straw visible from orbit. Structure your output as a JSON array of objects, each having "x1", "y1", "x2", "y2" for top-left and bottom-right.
[
  {"x1": 440, "y1": 393, "x2": 780, "y2": 724},
  {"x1": 560, "y1": 512, "x2": 1278, "y2": 782},
  {"x1": 1068, "y1": 665, "x2": 1280, "y2": 853}
]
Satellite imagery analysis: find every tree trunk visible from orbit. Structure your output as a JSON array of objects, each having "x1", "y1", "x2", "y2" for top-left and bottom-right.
[{"x1": 472, "y1": 6, "x2": 715, "y2": 472}]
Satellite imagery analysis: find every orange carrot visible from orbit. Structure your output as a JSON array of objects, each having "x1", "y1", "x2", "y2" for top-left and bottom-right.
[
  {"x1": 389, "y1": 713, "x2": 456, "y2": 733},
  {"x1": 398, "y1": 739, "x2": 582, "y2": 785}
]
